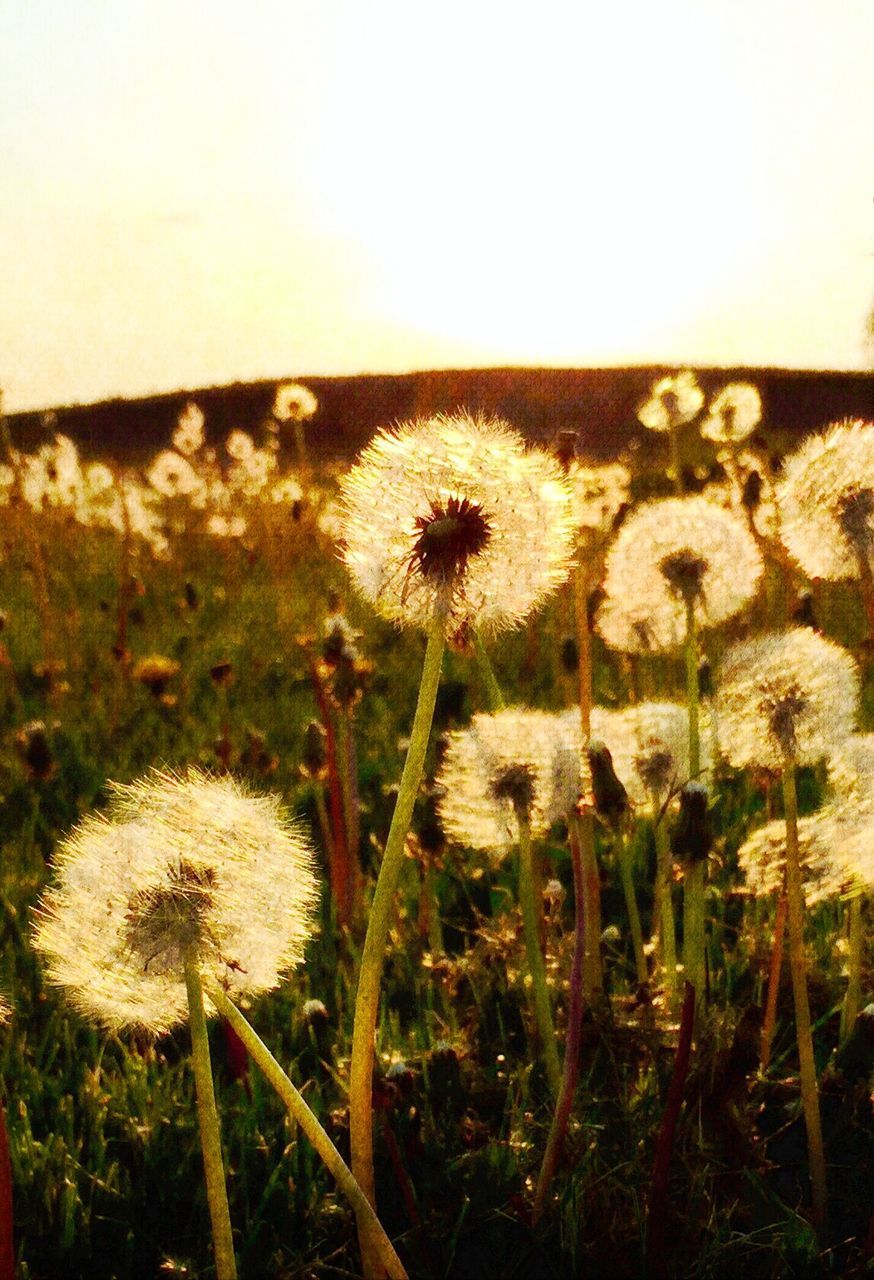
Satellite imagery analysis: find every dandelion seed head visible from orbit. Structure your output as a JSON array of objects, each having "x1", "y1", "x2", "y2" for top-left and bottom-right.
[
  {"x1": 776, "y1": 420, "x2": 874, "y2": 580},
  {"x1": 700, "y1": 383, "x2": 762, "y2": 443},
  {"x1": 225, "y1": 430, "x2": 256, "y2": 463},
  {"x1": 566, "y1": 461, "x2": 630, "y2": 536},
  {"x1": 338, "y1": 412, "x2": 575, "y2": 633},
  {"x1": 33, "y1": 768, "x2": 320, "y2": 1034},
  {"x1": 596, "y1": 496, "x2": 763, "y2": 653},
  {"x1": 148, "y1": 451, "x2": 206, "y2": 502},
  {"x1": 637, "y1": 371, "x2": 704, "y2": 433},
  {"x1": 436, "y1": 709, "x2": 576, "y2": 856},
  {"x1": 737, "y1": 814, "x2": 845, "y2": 905},
  {"x1": 715, "y1": 628, "x2": 859, "y2": 769},
  {"x1": 172, "y1": 402, "x2": 205, "y2": 456},
  {"x1": 273, "y1": 382, "x2": 318, "y2": 423}
]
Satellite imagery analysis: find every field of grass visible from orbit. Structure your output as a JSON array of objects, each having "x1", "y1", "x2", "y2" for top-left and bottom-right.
[{"x1": 2, "y1": 405, "x2": 874, "y2": 1280}]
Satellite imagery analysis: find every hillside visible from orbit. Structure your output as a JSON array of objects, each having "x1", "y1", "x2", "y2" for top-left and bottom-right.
[{"x1": 5, "y1": 365, "x2": 874, "y2": 464}]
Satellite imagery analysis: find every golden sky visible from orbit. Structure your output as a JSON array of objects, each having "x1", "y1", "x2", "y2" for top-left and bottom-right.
[{"x1": 1, "y1": 1, "x2": 872, "y2": 412}]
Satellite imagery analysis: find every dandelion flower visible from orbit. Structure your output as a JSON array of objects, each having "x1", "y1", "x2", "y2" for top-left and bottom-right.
[
  {"x1": 173, "y1": 402, "x2": 205, "y2": 456},
  {"x1": 700, "y1": 383, "x2": 762, "y2": 444},
  {"x1": 776, "y1": 419, "x2": 874, "y2": 581},
  {"x1": 225, "y1": 430, "x2": 256, "y2": 463},
  {"x1": 737, "y1": 815, "x2": 845, "y2": 906},
  {"x1": 33, "y1": 768, "x2": 320, "y2": 1035},
  {"x1": 637, "y1": 371, "x2": 704, "y2": 433},
  {"x1": 339, "y1": 412, "x2": 575, "y2": 634},
  {"x1": 273, "y1": 382, "x2": 319, "y2": 423},
  {"x1": 437, "y1": 709, "x2": 573, "y2": 856},
  {"x1": 566, "y1": 461, "x2": 630, "y2": 537},
  {"x1": 715, "y1": 628, "x2": 859, "y2": 770},
  {"x1": 148, "y1": 450, "x2": 206, "y2": 501},
  {"x1": 596, "y1": 496, "x2": 763, "y2": 653},
  {"x1": 603, "y1": 701, "x2": 710, "y2": 807}
]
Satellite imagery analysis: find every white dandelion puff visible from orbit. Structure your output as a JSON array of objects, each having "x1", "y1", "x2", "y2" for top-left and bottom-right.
[
  {"x1": 566, "y1": 461, "x2": 630, "y2": 537},
  {"x1": 715, "y1": 628, "x2": 859, "y2": 770},
  {"x1": 637, "y1": 371, "x2": 704, "y2": 433},
  {"x1": 737, "y1": 815, "x2": 847, "y2": 906},
  {"x1": 436, "y1": 709, "x2": 579, "y2": 857},
  {"x1": 338, "y1": 412, "x2": 576, "y2": 634},
  {"x1": 776, "y1": 419, "x2": 874, "y2": 581},
  {"x1": 172, "y1": 402, "x2": 205, "y2": 456},
  {"x1": 595, "y1": 496, "x2": 763, "y2": 653},
  {"x1": 700, "y1": 383, "x2": 762, "y2": 444},
  {"x1": 147, "y1": 450, "x2": 206, "y2": 502},
  {"x1": 273, "y1": 382, "x2": 319, "y2": 423},
  {"x1": 33, "y1": 768, "x2": 320, "y2": 1035}
]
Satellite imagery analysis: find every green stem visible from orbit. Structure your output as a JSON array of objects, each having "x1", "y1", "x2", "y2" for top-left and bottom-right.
[
  {"x1": 348, "y1": 612, "x2": 446, "y2": 1273},
  {"x1": 471, "y1": 628, "x2": 505, "y2": 710},
  {"x1": 517, "y1": 815, "x2": 562, "y2": 1096},
  {"x1": 841, "y1": 893, "x2": 865, "y2": 1045},
  {"x1": 653, "y1": 810, "x2": 677, "y2": 1001},
  {"x1": 616, "y1": 825, "x2": 648, "y2": 985},
  {"x1": 184, "y1": 962, "x2": 237, "y2": 1280},
  {"x1": 572, "y1": 558, "x2": 603, "y2": 1002},
  {"x1": 208, "y1": 985, "x2": 408, "y2": 1280},
  {"x1": 782, "y1": 761, "x2": 828, "y2": 1233},
  {"x1": 682, "y1": 599, "x2": 705, "y2": 1007}
]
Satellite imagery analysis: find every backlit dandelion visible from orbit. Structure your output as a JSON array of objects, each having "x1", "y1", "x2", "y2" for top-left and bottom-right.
[
  {"x1": 776, "y1": 419, "x2": 874, "y2": 582},
  {"x1": 596, "y1": 496, "x2": 763, "y2": 654},
  {"x1": 716, "y1": 626, "x2": 858, "y2": 1229},
  {"x1": 436, "y1": 708, "x2": 576, "y2": 856},
  {"x1": 272, "y1": 381, "x2": 318, "y2": 423},
  {"x1": 34, "y1": 768, "x2": 320, "y2": 1034},
  {"x1": 637, "y1": 371, "x2": 704, "y2": 433},
  {"x1": 737, "y1": 815, "x2": 847, "y2": 906},
  {"x1": 437, "y1": 707, "x2": 568, "y2": 1095},
  {"x1": 566, "y1": 460, "x2": 630, "y2": 537},
  {"x1": 148, "y1": 450, "x2": 206, "y2": 502},
  {"x1": 715, "y1": 628, "x2": 859, "y2": 771},
  {"x1": 700, "y1": 383, "x2": 762, "y2": 444},
  {"x1": 173, "y1": 402, "x2": 205, "y2": 456},
  {"x1": 339, "y1": 412, "x2": 575, "y2": 635}
]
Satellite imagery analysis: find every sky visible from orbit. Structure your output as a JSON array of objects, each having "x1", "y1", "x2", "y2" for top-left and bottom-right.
[{"x1": 1, "y1": 0, "x2": 872, "y2": 412}]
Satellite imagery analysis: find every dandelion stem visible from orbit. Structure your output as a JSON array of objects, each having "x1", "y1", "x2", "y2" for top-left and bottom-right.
[
  {"x1": 855, "y1": 550, "x2": 874, "y2": 643},
  {"x1": 517, "y1": 815, "x2": 562, "y2": 1096},
  {"x1": 207, "y1": 985, "x2": 408, "y2": 1280},
  {"x1": 348, "y1": 611, "x2": 446, "y2": 1276},
  {"x1": 616, "y1": 825, "x2": 648, "y2": 985},
  {"x1": 682, "y1": 598, "x2": 706, "y2": 1008},
  {"x1": 653, "y1": 810, "x2": 677, "y2": 1001},
  {"x1": 782, "y1": 760, "x2": 828, "y2": 1233},
  {"x1": 533, "y1": 811, "x2": 587, "y2": 1220},
  {"x1": 471, "y1": 628, "x2": 505, "y2": 711},
  {"x1": 761, "y1": 887, "x2": 788, "y2": 1072},
  {"x1": 841, "y1": 893, "x2": 865, "y2": 1045},
  {"x1": 572, "y1": 557, "x2": 603, "y2": 1001},
  {"x1": 183, "y1": 962, "x2": 237, "y2": 1280}
]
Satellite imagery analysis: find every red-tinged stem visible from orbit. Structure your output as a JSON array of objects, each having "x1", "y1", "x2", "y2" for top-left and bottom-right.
[
  {"x1": 532, "y1": 811, "x2": 587, "y2": 1221},
  {"x1": 646, "y1": 980, "x2": 695, "y2": 1280},
  {"x1": 761, "y1": 889, "x2": 788, "y2": 1072},
  {"x1": 310, "y1": 660, "x2": 351, "y2": 928}
]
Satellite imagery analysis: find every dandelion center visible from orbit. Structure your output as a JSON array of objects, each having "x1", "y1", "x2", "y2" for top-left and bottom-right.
[
  {"x1": 658, "y1": 549, "x2": 709, "y2": 603},
  {"x1": 635, "y1": 747, "x2": 675, "y2": 796},
  {"x1": 408, "y1": 495, "x2": 492, "y2": 584},
  {"x1": 837, "y1": 487, "x2": 874, "y2": 558},
  {"x1": 124, "y1": 860, "x2": 220, "y2": 975},
  {"x1": 767, "y1": 686, "x2": 807, "y2": 757},
  {"x1": 489, "y1": 762, "x2": 536, "y2": 817}
]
